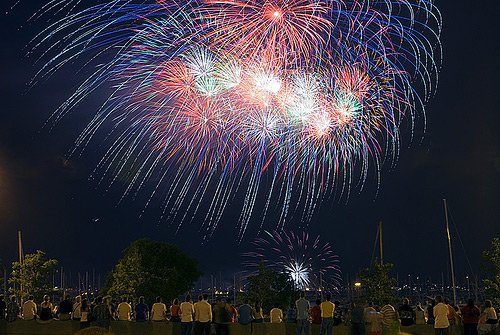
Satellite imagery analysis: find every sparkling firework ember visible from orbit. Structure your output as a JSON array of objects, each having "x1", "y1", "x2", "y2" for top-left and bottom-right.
[
  {"x1": 243, "y1": 231, "x2": 342, "y2": 290},
  {"x1": 30, "y1": 0, "x2": 442, "y2": 239}
]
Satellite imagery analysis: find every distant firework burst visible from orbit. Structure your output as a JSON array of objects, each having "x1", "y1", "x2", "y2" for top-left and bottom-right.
[
  {"x1": 243, "y1": 231, "x2": 342, "y2": 290},
  {"x1": 28, "y1": 0, "x2": 442, "y2": 239}
]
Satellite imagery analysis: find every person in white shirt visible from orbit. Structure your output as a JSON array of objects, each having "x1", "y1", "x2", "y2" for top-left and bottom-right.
[
  {"x1": 22, "y1": 295, "x2": 37, "y2": 320},
  {"x1": 116, "y1": 297, "x2": 132, "y2": 321},
  {"x1": 179, "y1": 294, "x2": 195, "y2": 335},
  {"x1": 151, "y1": 296, "x2": 167, "y2": 321},
  {"x1": 296, "y1": 292, "x2": 310, "y2": 335},
  {"x1": 365, "y1": 304, "x2": 383, "y2": 335},
  {"x1": 80, "y1": 299, "x2": 91, "y2": 329},
  {"x1": 72, "y1": 295, "x2": 82, "y2": 320},
  {"x1": 270, "y1": 303, "x2": 284, "y2": 323},
  {"x1": 433, "y1": 296, "x2": 450, "y2": 335},
  {"x1": 483, "y1": 300, "x2": 498, "y2": 323},
  {"x1": 478, "y1": 300, "x2": 498, "y2": 334},
  {"x1": 194, "y1": 294, "x2": 212, "y2": 335}
]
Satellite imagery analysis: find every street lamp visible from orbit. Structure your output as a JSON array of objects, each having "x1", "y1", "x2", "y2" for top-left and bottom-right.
[{"x1": 353, "y1": 281, "x2": 362, "y2": 301}]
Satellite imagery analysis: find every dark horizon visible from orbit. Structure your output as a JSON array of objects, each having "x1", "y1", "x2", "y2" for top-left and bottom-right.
[{"x1": 0, "y1": 0, "x2": 498, "y2": 285}]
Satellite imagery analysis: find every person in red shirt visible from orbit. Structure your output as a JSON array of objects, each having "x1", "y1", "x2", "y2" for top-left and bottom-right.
[
  {"x1": 461, "y1": 299, "x2": 480, "y2": 335},
  {"x1": 170, "y1": 298, "x2": 181, "y2": 322},
  {"x1": 310, "y1": 299, "x2": 322, "y2": 325},
  {"x1": 225, "y1": 299, "x2": 237, "y2": 322}
]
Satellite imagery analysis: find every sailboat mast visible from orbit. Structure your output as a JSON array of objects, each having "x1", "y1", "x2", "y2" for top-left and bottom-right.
[
  {"x1": 443, "y1": 199, "x2": 457, "y2": 305},
  {"x1": 18, "y1": 230, "x2": 24, "y2": 304},
  {"x1": 379, "y1": 221, "x2": 383, "y2": 265}
]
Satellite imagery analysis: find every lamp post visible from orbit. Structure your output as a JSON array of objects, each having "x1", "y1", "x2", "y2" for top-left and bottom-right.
[{"x1": 354, "y1": 281, "x2": 362, "y2": 300}]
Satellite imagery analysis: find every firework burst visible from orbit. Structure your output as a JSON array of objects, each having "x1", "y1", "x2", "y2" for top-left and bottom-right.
[
  {"x1": 243, "y1": 231, "x2": 342, "y2": 291},
  {"x1": 28, "y1": 0, "x2": 442, "y2": 239}
]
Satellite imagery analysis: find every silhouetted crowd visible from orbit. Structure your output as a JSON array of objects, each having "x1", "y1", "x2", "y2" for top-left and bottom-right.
[{"x1": 0, "y1": 293, "x2": 498, "y2": 335}]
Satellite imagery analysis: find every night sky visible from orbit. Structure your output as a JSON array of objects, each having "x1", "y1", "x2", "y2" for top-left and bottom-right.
[{"x1": 0, "y1": 1, "x2": 499, "y2": 285}]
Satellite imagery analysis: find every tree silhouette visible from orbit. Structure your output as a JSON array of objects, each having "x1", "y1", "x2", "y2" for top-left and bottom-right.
[{"x1": 103, "y1": 239, "x2": 201, "y2": 303}]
